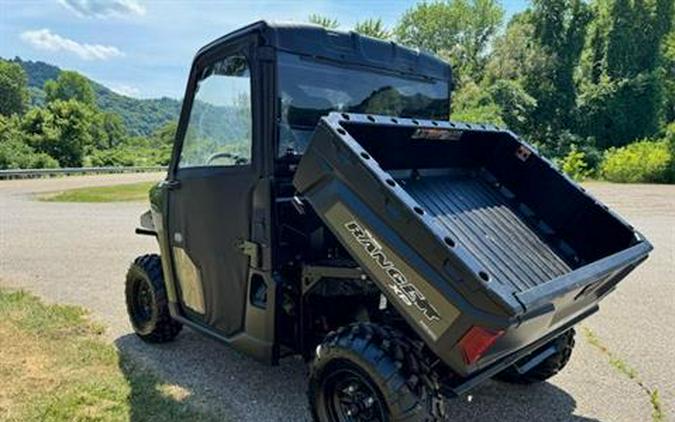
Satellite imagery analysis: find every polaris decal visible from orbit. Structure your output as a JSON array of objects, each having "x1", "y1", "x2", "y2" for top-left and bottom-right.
[{"x1": 345, "y1": 220, "x2": 442, "y2": 322}]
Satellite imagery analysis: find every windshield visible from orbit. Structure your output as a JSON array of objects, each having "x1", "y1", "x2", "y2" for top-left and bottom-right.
[{"x1": 277, "y1": 52, "x2": 450, "y2": 157}]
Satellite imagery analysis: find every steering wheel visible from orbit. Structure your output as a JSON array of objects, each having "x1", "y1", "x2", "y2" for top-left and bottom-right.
[{"x1": 206, "y1": 151, "x2": 248, "y2": 165}]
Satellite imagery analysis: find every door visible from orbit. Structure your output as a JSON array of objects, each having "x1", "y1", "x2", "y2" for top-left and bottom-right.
[{"x1": 167, "y1": 52, "x2": 256, "y2": 336}]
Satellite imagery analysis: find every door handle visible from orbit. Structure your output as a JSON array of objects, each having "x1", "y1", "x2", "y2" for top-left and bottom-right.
[{"x1": 160, "y1": 179, "x2": 181, "y2": 190}]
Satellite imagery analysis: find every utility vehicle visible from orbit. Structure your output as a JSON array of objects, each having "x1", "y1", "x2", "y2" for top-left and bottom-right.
[{"x1": 125, "y1": 21, "x2": 652, "y2": 421}]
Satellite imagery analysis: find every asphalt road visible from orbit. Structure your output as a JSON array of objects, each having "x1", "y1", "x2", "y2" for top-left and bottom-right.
[{"x1": 0, "y1": 174, "x2": 673, "y2": 421}]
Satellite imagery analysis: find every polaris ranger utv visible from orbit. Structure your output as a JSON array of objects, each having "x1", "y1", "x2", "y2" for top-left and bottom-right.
[{"x1": 125, "y1": 21, "x2": 652, "y2": 421}]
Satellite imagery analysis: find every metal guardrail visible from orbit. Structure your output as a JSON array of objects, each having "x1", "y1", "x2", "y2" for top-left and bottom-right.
[{"x1": 0, "y1": 166, "x2": 167, "y2": 180}]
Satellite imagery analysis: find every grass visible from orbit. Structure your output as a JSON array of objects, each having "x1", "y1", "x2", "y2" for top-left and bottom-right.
[
  {"x1": 582, "y1": 326, "x2": 665, "y2": 421},
  {"x1": 0, "y1": 288, "x2": 216, "y2": 421},
  {"x1": 41, "y1": 181, "x2": 156, "y2": 203}
]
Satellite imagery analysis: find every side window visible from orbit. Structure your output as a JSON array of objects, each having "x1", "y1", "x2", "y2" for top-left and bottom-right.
[{"x1": 178, "y1": 55, "x2": 251, "y2": 168}]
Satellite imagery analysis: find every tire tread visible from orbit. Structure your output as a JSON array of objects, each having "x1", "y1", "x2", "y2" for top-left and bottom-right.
[
  {"x1": 125, "y1": 254, "x2": 182, "y2": 343},
  {"x1": 309, "y1": 322, "x2": 447, "y2": 421}
]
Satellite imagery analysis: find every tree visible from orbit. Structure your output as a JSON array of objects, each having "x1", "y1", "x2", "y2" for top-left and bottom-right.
[
  {"x1": 485, "y1": 14, "x2": 550, "y2": 81},
  {"x1": 308, "y1": 14, "x2": 339, "y2": 29},
  {"x1": 602, "y1": 0, "x2": 673, "y2": 79},
  {"x1": 152, "y1": 120, "x2": 177, "y2": 146},
  {"x1": 661, "y1": 30, "x2": 675, "y2": 123},
  {"x1": 483, "y1": 1, "x2": 590, "y2": 146},
  {"x1": 489, "y1": 79, "x2": 537, "y2": 135},
  {"x1": 0, "y1": 114, "x2": 58, "y2": 169},
  {"x1": 484, "y1": 13, "x2": 555, "y2": 139},
  {"x1": 578, "y1": 72, "x2": 663, "y2": 148},
  {"x1": 354, "y1": 18, "x2": 391, "y2": 39},
  {"x1": 98, "y1": 112, "x2": 127, "y2": 149},
  {"x1": 395, "y1": 0, "x2": 504, "y2": 81},
  {"x1": 0, "y1": 60, "x2": 29, "y2": 116},
  {"x1": 530, "y1": 0, "x2": 591, "y2": 129},
  {"x1": 577, "y1": 0, "x2": 673, "y2": 147},
  {"x1": 44, "y1": 71, "x2": 96, "y2": 106},
  {"x1": 450, "y1": 79, "x2": 504, "y2": 124},
  {"x1": 21, "y1": 99, "x2": 96, "y2": 167}
]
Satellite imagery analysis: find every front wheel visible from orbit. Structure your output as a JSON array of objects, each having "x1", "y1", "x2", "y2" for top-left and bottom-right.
[
  {"x1": 495, "y1": 329, "x2": 575, "y2": 385},
  {"x1": 308, "y1": 323, "x2": 447, "y2": 422},
  {"x1": 125, "y1": 254, "x2": 182, "y2": 343}
]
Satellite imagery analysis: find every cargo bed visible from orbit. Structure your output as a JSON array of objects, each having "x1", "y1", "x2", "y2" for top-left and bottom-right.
[
  {"x1": 294, "y1": 112, "x2": 652, "y2": 374},
  {"x1": 394, "y1": 169, "x2": 572, "y2": 293}
]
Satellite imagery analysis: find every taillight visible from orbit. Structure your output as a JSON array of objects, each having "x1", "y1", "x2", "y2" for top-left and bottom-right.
[{"x1": 458, "y1": 326, "x2": 504, "y2": 365}]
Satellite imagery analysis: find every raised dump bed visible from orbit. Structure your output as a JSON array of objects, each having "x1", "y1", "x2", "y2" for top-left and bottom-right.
[
  {"x1": 294, "y1": 112, "x2": 652, "y2": 374},
  {"x1": 390, "y1": 167, "x2": 573, "y2": 294}
]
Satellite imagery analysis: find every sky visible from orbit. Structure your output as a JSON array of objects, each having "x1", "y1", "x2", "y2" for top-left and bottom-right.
[{"x1": 1, "y1": 0, "x2": 529, "y2": 99}]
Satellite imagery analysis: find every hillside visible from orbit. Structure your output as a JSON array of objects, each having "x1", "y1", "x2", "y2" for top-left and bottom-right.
[{"x1": 9, "y1": 57, "x2": 181, "y2": 136}]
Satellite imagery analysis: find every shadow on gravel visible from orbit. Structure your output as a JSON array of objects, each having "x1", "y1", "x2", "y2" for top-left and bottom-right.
[{"x1": 116, "y1": 328, "x2": 599, "y2": 422}]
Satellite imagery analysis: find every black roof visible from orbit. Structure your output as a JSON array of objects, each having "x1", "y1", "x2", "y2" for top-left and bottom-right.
[{"x1": 197, "y1": 21, "x2": 452, "y2": 82}]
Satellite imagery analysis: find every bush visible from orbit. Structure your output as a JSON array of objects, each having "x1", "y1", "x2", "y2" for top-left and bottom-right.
[
  {"x1": 558, "y1": 145, "x2": 591, "y2": 181},
  {"x1": 601, "y1": 140, "x2": 672, "y2": 183},
  {"x1": 85, "y1": 135, "x2": 171, "y2": 167}
]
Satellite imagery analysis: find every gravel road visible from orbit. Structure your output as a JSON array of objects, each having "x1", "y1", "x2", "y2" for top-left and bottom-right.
[{"x1": 0, "y1": 174, "x2": 673, "y2": 421}]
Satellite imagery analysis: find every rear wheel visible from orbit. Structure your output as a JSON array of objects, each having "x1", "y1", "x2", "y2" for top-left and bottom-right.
[
  {"x1": 495, "y1": 329, "x2": 575, "y2": 385},
  {"x1": 308, "y1": 323, "x2": 447, "y2": 422},
  {"x1": 125, "y1": 254, "x2": 182, "y2": 343}
]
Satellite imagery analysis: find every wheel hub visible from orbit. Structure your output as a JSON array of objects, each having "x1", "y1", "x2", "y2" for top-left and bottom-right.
[
  {"x1": 133, "y1": 278, "x2": 154, "y2": 324},
  {"x1": 326, "y1": 368, "x2": 386, "y2": 421}
]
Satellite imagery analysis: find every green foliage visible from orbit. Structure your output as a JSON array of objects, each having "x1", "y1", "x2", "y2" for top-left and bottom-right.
[
  {"x1": 2, "y1": 5, "x2": 674, "y2": 183},
  {"x1": 395, "y1": 0, "x2": 504, "y2": 80},
  {"x1": 308, "y1": 14, "x2": 340, "y2": 29},
  {"x1": 94, "y1": 87, "x2": 180, "y2": 136},
  {"x1": 152, "y1": 120, "x2": 177, "y2": 145},
  {"x1": 451, "y1": 79, "x2": 504, "y2": 125},
  {"x1": 577, "y1": 0, "x2": 673, "y2": 147},
  {"x1": 11, "y1": 56, "x2": 60, "y2": 90},
  {"x1": 558, "y1": 144, "x2": 591, "y2": 181},
  {"x1": 0, "y1": 115, "x2": 59, "y2": 169},
  {"x1": 0, "y1": 59, "x2": 29, "y2": 116},
  {"x1": 489, "y1": 79, "x2": 537, "y2": 134},
  {"x1": 27, "y1": 86, "x2": 45, "y2": 108},
  {"x1": 529, "y1": 0, "x2": 591, "y2": 132},
  {"x1": 99, "y1": 111, "x2": 127, "y2": 149},
  {"x1": 601, "y1": 140, "x2": 672, "y2": 183},
  {"x1": 662, "y1": 30, "x2": 675, "y2": 123},
  {"x1": 578, "y1": 72, "x2": 662, "y2": 148},
  {"x1": 86, "y1": 137, "x2": 170, "y2": 167},
  {"x1": 11, "y1": 57, "x2": 180, "y2": 137},
  {"x1": 84, "y1": 121, "x2": 175, "y2": 167},
  {"x1": 484, "y1": 3, "x2": 590, "y2": 146},
  {"x1": 354, "y1": 18, "x2": 391, "y2": 39},
  {"x1": 484, "y1": 14, "x2": 552, "y2": 83},
  {"x1": 21, "y1": 99, "x2": 96, "y2": 167},
  {"x1": 603, "y1": 0, "x2": 673, "y2": 79},
  {"x1": 44, "y1": 70, "x2": 96, "y2": 105},
  {"x1": 663, "y1": 122, "x2": 675, "y2": 172}
]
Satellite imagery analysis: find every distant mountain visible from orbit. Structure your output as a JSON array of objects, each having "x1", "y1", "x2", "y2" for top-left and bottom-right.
[{"x1": 9, "y1": 57, "x2": 181, "y2": 137}]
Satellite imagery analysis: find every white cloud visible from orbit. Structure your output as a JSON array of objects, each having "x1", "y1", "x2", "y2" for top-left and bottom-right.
[
  {"x1": 20, "y1": 29, "x2": 124, "y2": 60},
  {"x1": 109, "y1": 83, "x2": 140, "y2": 97},
  {"x1": 58, "y1": 0, "x2": 146, "y2": 18}
]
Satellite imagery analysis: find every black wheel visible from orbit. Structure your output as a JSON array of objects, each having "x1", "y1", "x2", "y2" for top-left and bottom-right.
[
  {"x1": 125, "y1": 254, "x2": 182, "y2": 343},
  {"x1": 308, "y1": 323, "x2": 447, "y2": 422},
  {"x1": 495, "y1": 329, "x2": 575, "y2": 385}
]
